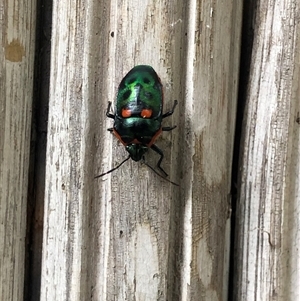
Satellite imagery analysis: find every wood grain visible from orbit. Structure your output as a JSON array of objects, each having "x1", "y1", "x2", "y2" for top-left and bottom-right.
[
  {"x1": 234, "y1": 1, "x2": 300, "y2": 300},
  {"x1": 0, "y1": 1, "x2": 36, "y2": 300},
  {"x1": 40, "y1": 0, "x2": 242, "y2": 300}
]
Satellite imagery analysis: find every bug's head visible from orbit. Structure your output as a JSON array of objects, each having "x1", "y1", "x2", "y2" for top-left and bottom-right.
[{"x1": 126, "y1": 144, "x2": 148, "y2": 161}]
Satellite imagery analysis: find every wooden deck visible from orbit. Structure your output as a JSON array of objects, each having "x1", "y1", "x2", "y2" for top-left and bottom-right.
[{"x1": 1, "y1": 0, "x2": 299, "y2": 300}]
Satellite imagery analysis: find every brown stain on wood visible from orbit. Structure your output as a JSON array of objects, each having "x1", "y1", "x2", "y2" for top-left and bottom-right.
[
  {"x1": 5, "y1": 39, "x2": 25, "y2": 62},
  {"x1": 190, "y1": 132, "x2": 231, "y2": 300}
]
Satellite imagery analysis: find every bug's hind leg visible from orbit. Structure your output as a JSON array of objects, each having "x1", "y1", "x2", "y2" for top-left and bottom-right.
[
  {"x1": 162, "y1": 125, "x2": 176, "y2": 131},
  {"x1": 151, "y1": 144, "x2": 168, "y2": 177}
]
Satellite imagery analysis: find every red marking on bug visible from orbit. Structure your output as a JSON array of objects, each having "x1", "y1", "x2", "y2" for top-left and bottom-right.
[
  {"x1": 113, "y1": 129, "x2": 143, "y2": 146},
  {"x1": 113, "y1": 129, "x2": 126, "y2": 145},
  {"x1": 132, "y1": 139, "x2": 141, "y2": 144},
  {"x1": 141, "y1": 109, "x2": 152, "y2": 118},
  {"x1": 147, "y1": 127, "x2": 162, "y2": 147},
  {"x1": 122, "y1": 108, "x2": 132, "y2": 118}
]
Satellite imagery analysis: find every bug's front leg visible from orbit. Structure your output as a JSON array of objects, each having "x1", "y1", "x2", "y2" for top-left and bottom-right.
[{"x1": 151, "y1": 144, "x2": 168, "y2": 177}]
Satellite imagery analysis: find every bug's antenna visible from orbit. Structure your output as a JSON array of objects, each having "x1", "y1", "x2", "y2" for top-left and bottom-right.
[
  {"x1": 95, "y1": 156, "x2": 131, "y2": 179},
  {"x1": 142, "y1": 159, "x2": 179, "y2": 187}
]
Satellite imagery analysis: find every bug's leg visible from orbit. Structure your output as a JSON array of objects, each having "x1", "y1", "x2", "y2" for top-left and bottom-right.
[
  {"x1": 151, "y1": 144, "x2": 168, "y2": 177},
  {"x1": 106, "y1": 102, "x2": 114, "y2": 131},
  {"x1": 95, "y1": 156, "x2": 130, "y2": 178},
  {"x1": 162, "y1": 125, "x2": 177, "y2": 131},
  {"x1": 142, "y1": 156, "x2": 179, "y2": 187},
  {"x1": 162, "y1": 100, "x2": 178, "y2": 118},
  {"x1": 106, "y1": 101, "x2": 115, "y2": 119}
]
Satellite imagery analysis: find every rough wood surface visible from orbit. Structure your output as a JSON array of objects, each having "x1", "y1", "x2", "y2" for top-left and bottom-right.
[
  {"x1": 234, "y1": 1, "x2": 300, "y2": 300},
  {"x1": 0, "y1": 1, "x2": 36, "y2": 300},
  {"x1": 41, "y1": 0, "x2": 242, "y2": 300}
]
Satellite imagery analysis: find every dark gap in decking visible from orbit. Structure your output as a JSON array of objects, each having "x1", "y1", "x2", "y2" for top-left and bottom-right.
[
  {"x1": 228, "y1": 1, "x2": 257, "y2": 300},
  {"x1": 24, "y1": 1, "x2": 53, "y2": 300}
]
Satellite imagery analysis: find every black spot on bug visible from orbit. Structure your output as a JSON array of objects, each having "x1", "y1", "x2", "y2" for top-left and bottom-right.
[
  {"x1": 110, "y1": 31, "x2": 114, "y2": 37},
  {"x1": 144, "y1": 92, "x2": 153, "y2": 99},
  {"x1": 127, "y1": 77, "x2": 136, "y2": 85},
  {"x1": 143, "y1": 77, "x2": 150, "y2": 84},
  {"x1": 123, "y1": 90, "x2": 131, "y2": 100}
]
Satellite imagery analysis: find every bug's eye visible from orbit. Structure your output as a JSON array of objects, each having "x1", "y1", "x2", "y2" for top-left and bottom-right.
[
  {"x1": 122, "y1": 108, "x2": 132, "y2": 118},
  {"x1": 141, "y1": 109, "x2": 152, "y2": 118}
]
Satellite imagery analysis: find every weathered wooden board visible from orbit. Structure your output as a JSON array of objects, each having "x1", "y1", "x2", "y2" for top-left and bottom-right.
[
  {"x1": 234, "y1": 1, "x2": 300, "y2": 300},
  {"x1": 0, "y1": 1, "x2": 36, "y2": 300},
  {"x1": 41, "y1": 0, "x2": 242, "y2": 300}
]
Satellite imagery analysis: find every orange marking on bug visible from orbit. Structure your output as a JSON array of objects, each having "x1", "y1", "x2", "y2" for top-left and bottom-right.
[
  {"x1": 132, "y1": 138, "x2": 141, "y2": 144},
  {"x1": 112, "y1": 130, "x2": 142, "y2": 146},
  {"x1": 122, "y1": 108, "x2": 132, "y2": 118},
  {"x1": 113, "y1": 129, "x2": 127, "y2": 146},
  {"x1": 141, "y1": 109, "x2": 152, "y2": 118}
]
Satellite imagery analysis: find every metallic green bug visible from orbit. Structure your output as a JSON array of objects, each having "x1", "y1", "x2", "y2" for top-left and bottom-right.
[{"x1": 96, "y1": 65, "x2": 178, "y2": 185}]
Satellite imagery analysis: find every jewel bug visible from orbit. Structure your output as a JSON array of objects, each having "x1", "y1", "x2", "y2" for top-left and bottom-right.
[{"x1": 95, "y1": 65, "x2": 178, "y2": 186}]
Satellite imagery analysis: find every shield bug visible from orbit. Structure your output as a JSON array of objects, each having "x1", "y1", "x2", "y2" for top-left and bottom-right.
[{"x1": 96, "y1": 65, "x2": 178, "y2": 186}]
